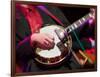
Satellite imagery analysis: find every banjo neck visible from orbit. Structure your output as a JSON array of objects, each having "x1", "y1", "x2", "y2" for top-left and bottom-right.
[
  {"x1": 64, "y1": 12, "x2": 94, "y2": 34},
  {"x1": 55, "y1": 12, "x2": 94, "y2": 42},
  {"x1": 35, "y1": 10, "x2": 95, "y2": 65}
]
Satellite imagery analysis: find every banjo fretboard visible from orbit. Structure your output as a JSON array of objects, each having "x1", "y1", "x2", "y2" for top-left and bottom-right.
[{"x1": 64, "y1": 12, "x2": 93, "y2": 33}]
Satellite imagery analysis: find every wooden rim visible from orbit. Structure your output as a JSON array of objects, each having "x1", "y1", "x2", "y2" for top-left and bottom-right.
[{"x1": 35, "y1": 25, "x2": 72, "y2": 65}]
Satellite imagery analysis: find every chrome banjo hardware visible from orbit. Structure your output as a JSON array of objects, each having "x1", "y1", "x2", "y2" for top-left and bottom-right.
[
  {"x1": 35, "y1": 25, "x2": 72, "y2": 66},
  {"x1": 34, "y1": 12, "x2": 94, "y2": 66}
]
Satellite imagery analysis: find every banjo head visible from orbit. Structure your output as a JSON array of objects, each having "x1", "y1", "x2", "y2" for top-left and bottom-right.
[{"x1": 35, "y1": 25, "x2": 72, "y2": 66}]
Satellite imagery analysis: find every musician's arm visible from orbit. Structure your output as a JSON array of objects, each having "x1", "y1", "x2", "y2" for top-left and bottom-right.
[
  {"x1": 16, "y1": 19, "x2": 35, "y2": 65},
  {"x1": 16, "y1": 36, "x2": 35, "y2": 65}
]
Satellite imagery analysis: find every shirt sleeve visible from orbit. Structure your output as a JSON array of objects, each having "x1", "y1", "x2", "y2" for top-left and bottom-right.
[
  {"x1": 15, "y1": 10, "x2": 35, "y2": 65},
  {"x1": 16, "y1": 36, "x2": 35, "y2": 65}
]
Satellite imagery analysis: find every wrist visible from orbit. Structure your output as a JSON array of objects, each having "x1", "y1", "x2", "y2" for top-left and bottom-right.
[{"x1": 30, "y1": 33, "x2": 38, "y2": 47}]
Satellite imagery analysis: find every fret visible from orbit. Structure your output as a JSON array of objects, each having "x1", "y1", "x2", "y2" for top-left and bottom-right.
[
  {"x1": 71, "y1": 25, "x2": 75, "y2": 30},
  {"x1": 70, "y1": 24, "x2": 78, "y2": 32},
  {"x1": 64, "y1": 13, "x2": 92, "y2": 34},
  {"x1": 84, "y1": 14, "x2": 90, "y2": 21},
  {"x1": 65, "y1": 24, "x2": 76, "y2": 33},
  {"x1": 80, "y1": 17, "x2": 86, "y2": 24},
  {"x1": 73, "y1": 13, "x2": 91, "y2": 27},
  {"x1": 82, "y1": 17, "x2": 85, "y2": 21},
  {"x1": 73, "y1": 23, "x2": 78, "y2": 28},
  {"x1": 64, "y1": 25, "x2": 71, "y2": 33},
  {"x1": 65, "y1": 26, "x2": 72, "y2": 33},
  {"x1": 89, "y1": 13, "x2": 92, "y2": 18},
  {"x1": 79, "y1": 20, "x2": 82, "y2": 25},
  {"x1": 75, "y1": 20, "x2": 81, "y2": 27}
]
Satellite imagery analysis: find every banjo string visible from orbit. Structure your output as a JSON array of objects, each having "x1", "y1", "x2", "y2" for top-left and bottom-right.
[{"x1": 37, "y1": 5, "x2": 85, "y2": 51}]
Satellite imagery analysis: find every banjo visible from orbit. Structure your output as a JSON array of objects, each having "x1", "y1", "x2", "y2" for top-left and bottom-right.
[{"x1": 34, "y1": 12, "x2": 94, "y2": 66}]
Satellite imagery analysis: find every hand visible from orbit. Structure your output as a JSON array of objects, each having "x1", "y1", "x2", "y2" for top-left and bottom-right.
[{"x1": 31, "y1": 33, "x2": 55, "y2": 50}]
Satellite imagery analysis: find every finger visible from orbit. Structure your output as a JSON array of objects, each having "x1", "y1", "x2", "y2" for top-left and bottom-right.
[
  {"x1": 45, "y1": 37, "x2": 55, "y2": 48},
  {"x1": 45, "y1": 40, "x2": 55, "y2": 49},
  {"x1": 46, "y1": 34, "x2": 54, "y2": 41},
  {"x1": 44, "y1": 40, "x2": 50, "y2": 46},
  {"x1": 37, "y1": 42, "x2": 49, "y2": 50},
  {"x1": 45, "y1": 36, "x2": 54, "y2": 44},
  {"x1": 44, "y1": 40, "x2": 54, "y2": 49}
]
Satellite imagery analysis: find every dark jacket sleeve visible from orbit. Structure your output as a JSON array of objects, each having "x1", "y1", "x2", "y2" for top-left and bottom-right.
[
  {"x1": 16, "y1": 36, "x2": 35, "y2": 64},
  {"x1": 16, "y1": 10, "x2": 34, "y2": 65}
]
